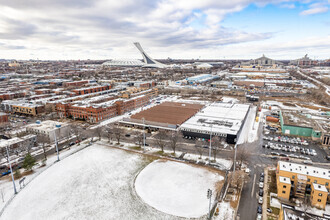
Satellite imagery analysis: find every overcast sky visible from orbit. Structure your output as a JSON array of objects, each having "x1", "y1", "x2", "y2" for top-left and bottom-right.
[{"x1": 0, "y1": 0, "x2": 329, "y2": 60}]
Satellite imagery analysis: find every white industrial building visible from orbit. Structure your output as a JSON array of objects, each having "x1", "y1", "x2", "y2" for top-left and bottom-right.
[{"x1": 180, "y1": 103, "x2": 250, "y2": 144}]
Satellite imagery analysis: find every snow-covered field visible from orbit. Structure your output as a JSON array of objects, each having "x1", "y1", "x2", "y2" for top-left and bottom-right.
[
  {"x1": 2, "y1": 144, "x2": 223, "y2": 220},
  {"x1": 135, "y1": 160, "x2": 224, "y2": 218}
]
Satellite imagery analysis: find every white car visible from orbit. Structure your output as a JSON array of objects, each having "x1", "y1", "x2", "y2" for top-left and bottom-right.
[
  {"x1": 259, "y1": 182, "x2": 264, "y2": 188},
  {"x1": 258, "y1": 197, "x2": 263, "y2": 204},
  {"x1": 256, "y1": 214, "x2": 262, "y2": 220}
]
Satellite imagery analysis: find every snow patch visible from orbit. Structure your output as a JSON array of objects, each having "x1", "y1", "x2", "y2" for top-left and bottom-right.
[{"x1": 135, "y1": 160, "x2": 224, "y2": 218}]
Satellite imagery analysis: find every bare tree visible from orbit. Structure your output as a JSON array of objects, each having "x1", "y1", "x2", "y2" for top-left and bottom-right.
[
  {"x1": 300, "y1": 196, "x2": 311, "y2": 216},
  {"x1": 133, "y1": 131, "x2": 144, "y2": 147},
  {"x1": 229, "y1": 170, "x2": 249, "y2": 189},
  {"x1": 212, "y1": 136, "x2": 221, "y2": 162},
  {"x1": 113, "y1": 127, "x2": 123, "y2": 144},
  {"x1": 170, "y1": 131, "x2": 181, "y2": 154},
  {"x1": 37, "y1": 135, "x2": 50, "y2": 160},
  {"x1": 0, "y1": 147, "x2": 9, "y2": 163},
  {"x1": 155, "y1": 130, "x2": 168, "y2": 152},
  {"x1": 71, "y1": 125, "x2": 83, "y2": 144},
  {"x1": 235, "y1": 147, "x2": 250, "y2": 169},
  {"x1": 194, "y1": 140, "x2": 203, "y2": 159},
  {"x1": 105, "y1": 125, "x2": 113, "y2": 143},
  {"x1": 95, "y1": 126, "x2": 103, "y2": 141}
]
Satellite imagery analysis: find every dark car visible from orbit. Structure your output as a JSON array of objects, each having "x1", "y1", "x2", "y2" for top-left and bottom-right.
[
  {"x1": 326, "y1": 155, "x2": 330, "y2": 161},
  {"x1": 259, "y1": 189, "x2": 263, "y2": 197},
  {"x1": 69, "y1": 142, "x2": 75, "y2": 146},
  {"x1": 257, "y1": 205, "x2": 262, "y2": 214},
  {"x1": 125, "y1": 133, "x2": 131, "y2": 137},
  {"x1": 259, "y1": 177, "x2": 264, "y2": 182},
  {"x1": 260, "y1": 172, "x2": 264, "y2": 178}
]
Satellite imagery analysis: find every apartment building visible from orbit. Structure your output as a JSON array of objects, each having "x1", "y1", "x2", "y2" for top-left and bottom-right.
[
  {"x1": 121, "y1": 88, "x2": 158, "y2": 99},
  {"x1": 63, "y1": 80, "x2": 89, "y2": 87},
  {"x1": 56, "y1": 93, "x2": 153, "y2": 123},
  {"x1": 0, "y1": 134, "x2": 37, "y2": 152},
  {"x1": 26, "y1": 120, "x2": 70, "y2": 142},
  {"x1": 72, "y1": 84, "x2": 111, "y2": 95},
  {"x1": 12, "y1": 103, "x2": 45, "y2": 116},
  {"x1": 276, "y1": 161, "x2": 329, "y2": 209}
]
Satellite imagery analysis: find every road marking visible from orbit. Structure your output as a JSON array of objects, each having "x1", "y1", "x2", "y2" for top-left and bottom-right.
[{"x1": 251, "y1": 173, "x2": 256, "y2": 198}]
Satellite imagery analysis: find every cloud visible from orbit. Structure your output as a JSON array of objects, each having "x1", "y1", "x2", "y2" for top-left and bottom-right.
[
  {"x1": 0, "y1": 43, "x2": 26, "y2": 50},
  {"x1": 300, "y1": 6, "x2": 328, "y2": 15},
  {"x1": 280, "y1": 3, "x2": 296, "y2": 9},
  {"x1": 0, "y1": 0, "x2": 328, "y2": 59}
]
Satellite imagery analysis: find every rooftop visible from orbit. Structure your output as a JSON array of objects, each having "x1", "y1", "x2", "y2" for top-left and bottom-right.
[
  {"x1": 312, "y1": 183, "x2": 328, "y2": 192},
  {"x1": 180, "y1": 102, "x2": 250, "y2": 135},
  {"x1": 278, "y1": 161, "x2": 330, "y2": 180}
]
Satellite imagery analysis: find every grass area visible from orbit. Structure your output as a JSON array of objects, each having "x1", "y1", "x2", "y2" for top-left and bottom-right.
[
  {"x1": 268, "y1": 170, "x2": 277, "y2": 194},
  {"x1": 266, "y1": 169, "x2": 280, "y2": 217},
  {"x1": 130, "y1": 146, "x2": 142, "y2": 150}
]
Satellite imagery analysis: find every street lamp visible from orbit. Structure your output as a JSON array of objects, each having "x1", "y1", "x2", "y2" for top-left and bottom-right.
[
  {"x1": 208, "y1": 124, "x2": 213, "y2": 164},
  {"x1": 6, "y1": 145, "x2": 17, "y2": 194},
  {"x1": 54, "y1": 124, "x2": 60, "y2": 162},
  {"x1": 142, "y1": 117, "x2": 146, "y2": 152},
  {"x1": 207, "y1": 189, "x2": 212, "y2": 219}
]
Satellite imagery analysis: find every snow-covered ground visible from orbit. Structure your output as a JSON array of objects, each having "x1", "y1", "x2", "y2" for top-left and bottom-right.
[
  {"x1": 135, "y1": 160, "x2": 224, "y2": 218},
  {"x1": 213, "y1": 202, "x2": 234, "y2": 220},
  {"x1": 1, "y1": 144, "x2": 223, "y2": 220},
  {"x1": 0, "y1": 141, "x2": 90, "y2": 214},
  {"x1": 237, "y1": 105, "x2": 256, "y2": 145}
]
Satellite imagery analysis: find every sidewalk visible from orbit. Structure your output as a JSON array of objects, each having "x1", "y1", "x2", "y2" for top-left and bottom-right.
[{"x1": 262, "y1": 167, "x2": 269, "y2": 220}]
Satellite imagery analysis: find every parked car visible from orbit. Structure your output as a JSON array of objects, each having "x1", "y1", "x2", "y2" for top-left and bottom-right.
[
  {"x1": 267, "y1": 208, "x2": 272, "y2": 213},
  {"x1": 257, "y1": 205, "x2": 262, "y2": 214},
  {"x1": 1, "y1": 170, "x2": 11, "y2": 177},
  {"x1": 258, "y1": 197, "x2": 263, "y2": 204},
  {"x1": 256, "y1": 214, "x2": 262, "y2": 220},
  {"x1": 259, "y1": 182, "x2": 264, "y2": 188},
  {"x1": 259, "y1": 177, "x2": 264, "y2": 182},
  {"x1": 259, "y1": 189, "x2": 263, "y2": 197},
  {"x1": 260, "y1": 172, "x2": 264, "y2": 178}
]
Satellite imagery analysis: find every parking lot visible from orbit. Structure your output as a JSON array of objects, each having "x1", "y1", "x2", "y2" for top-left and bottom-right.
[{"x1": 261, "y1": 134, "x2": 328, "y2": 163}]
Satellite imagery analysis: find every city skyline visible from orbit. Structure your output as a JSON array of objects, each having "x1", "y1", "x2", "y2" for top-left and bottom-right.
[{"x1": 0, "y1": 0, "x2": 329, "y2": 60}]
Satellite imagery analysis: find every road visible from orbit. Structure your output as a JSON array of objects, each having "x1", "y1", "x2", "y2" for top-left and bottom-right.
[{"x1": 297, "y1": 70, "x2": 330, "y2": 96}]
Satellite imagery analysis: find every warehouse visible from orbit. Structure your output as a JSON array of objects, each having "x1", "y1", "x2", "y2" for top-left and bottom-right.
[
  {"x1": 122, "y1": 102, "x2": 204, "y2": 130},
  {"x1": 186, "y1": 74, "x2": 219, "y2": 84},
  {"x1": 180, "y1": 102, "x2": 250, "y2": 144},
  {"x1": 279, "y1": 110, "x2": 322, "y2": 140}
]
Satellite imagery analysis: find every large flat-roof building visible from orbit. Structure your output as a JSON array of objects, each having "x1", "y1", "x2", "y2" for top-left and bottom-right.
[
  {"x1": 180, "y1": 102, "x2": 250, "y2": 144},
  {"x1": 124, "y1": 102, "x2": 204, "y2": 129}
]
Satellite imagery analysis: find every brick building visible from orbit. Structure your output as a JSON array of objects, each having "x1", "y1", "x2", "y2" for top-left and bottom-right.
[
  {"x1": 56, "y1": 90, "x2": 155, "y2": 123},
  {"x1": 72, "y1": 85, "x2": 111, "y2": 95},
  {"x1": 0, "y1": 112, "x2": 8, "y2": 124}
]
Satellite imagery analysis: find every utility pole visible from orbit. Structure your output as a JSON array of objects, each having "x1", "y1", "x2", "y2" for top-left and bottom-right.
[
  {"x1": 142, "y1": 117, "x2": 146, "y2": 152},
  {"x1": 6, "y1": 145, "x2": 17, "y2": 194},
  {"x1": 54, "y1": 124, "x2": 60, "y2": 162},
  {"x1": 208, "y1": 124, "x2": 213, "y2": 164},
  {"x1": 207, "y1": 189, "x2": 212, "y2": 219}
]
